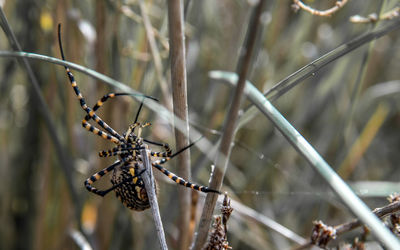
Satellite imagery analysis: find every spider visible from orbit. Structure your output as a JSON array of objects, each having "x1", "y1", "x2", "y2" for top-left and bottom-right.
[{"x1": 57, "y1": 25, "x2": 220, "y2": 210}]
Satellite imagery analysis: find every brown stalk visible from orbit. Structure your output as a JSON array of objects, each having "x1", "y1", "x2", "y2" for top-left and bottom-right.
[
  {"x1": 192, "y1": 1, "x2": 266, "y2": 249},
  {"x1": 167, "y1": 0, "x2": 192, "y2": 249}
]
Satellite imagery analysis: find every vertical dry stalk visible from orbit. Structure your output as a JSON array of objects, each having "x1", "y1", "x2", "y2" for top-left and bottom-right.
[
  {"x1": 167, "y1": 0, "x2": 192, "y2": 249},
  {"x1": 192, "y1": 1, "x2": 266, "y2": 249},
  {"x1": 139, "y1": 0, "x2": 172, "y2": 110},
  {"x1": 140, "y1": 148, "x2": 168, "y2": 250}
]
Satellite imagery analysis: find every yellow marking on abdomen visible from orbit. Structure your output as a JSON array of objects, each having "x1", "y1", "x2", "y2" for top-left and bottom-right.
[{"x1": 136, "y1": 186, "x2": 143, "y2": 199}]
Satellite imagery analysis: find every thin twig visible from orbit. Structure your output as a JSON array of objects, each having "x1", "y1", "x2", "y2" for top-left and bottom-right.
[
  {"x1": 140, "y1": 148, "x2": 168, "y2": 250},
  {"x1": 192, "y1": 1, "x2": 266, "y2": 249},
  {"x1": 167, "y1": 1, "x2": 192, "y2": 248},
  {"x1": 294, "y1": 201, "x2": 400, "y2": 249},
  {"x1": 336, "y1": 201, "x2": 400, "y2": 235},
  {"x1": 350, "y1": 7, "x2": 400, "y2": 23},
  {"x1": 292, "y1": 0, "x2": 349, "y2": 17}
]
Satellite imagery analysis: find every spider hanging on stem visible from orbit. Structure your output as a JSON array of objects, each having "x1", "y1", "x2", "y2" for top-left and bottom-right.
[{"x1": 57, "y1": 24, "x2": 220, "y2": 211}]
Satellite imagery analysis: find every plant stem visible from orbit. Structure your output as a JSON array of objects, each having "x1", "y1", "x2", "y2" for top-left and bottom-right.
[
  {"x1": 192, "y1": 1, "x2": 266, "y2": 249},
  {"x1": 167, "y1": 0, "x2": 192, "y2": 248},
  {"x1": 140, "y1": 148, "x2": 168, "y2": 250}
]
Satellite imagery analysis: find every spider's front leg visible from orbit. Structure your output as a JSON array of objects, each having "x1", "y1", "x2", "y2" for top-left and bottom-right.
[{"x1": 85, "y1": 92, "x2": 156, "y2": 142}]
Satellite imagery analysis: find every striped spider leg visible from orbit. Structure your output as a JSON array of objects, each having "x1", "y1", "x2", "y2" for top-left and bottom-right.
[
  {"x1": 58, "y1": 24, "x2": 124, "y2": 145},
  {"x1": 149, "y1": 142, "x2": 221, "y2": 194}
]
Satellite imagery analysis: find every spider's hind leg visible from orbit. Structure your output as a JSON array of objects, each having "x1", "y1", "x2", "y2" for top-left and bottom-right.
[
  {"x1": 148, "y1": 136, "x2": 219, "y2": 194},
  {"x1": 152, "y1": 163, "x2": 220, "y2": 194},
  {"x1": 84, "y1": 160, "x2": 122, "y2": 196}
]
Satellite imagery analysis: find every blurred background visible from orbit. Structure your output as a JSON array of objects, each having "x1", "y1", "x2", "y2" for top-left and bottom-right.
[{"x1": 0, "y1": 0, "x2": 399, "y2": 249}]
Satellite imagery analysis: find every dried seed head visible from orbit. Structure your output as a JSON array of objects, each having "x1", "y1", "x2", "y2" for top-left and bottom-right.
[
  {"x1": 388, "y1": 193, "x2": 400, "y2": 203},
  {"x1": 310, "y1": 220, "x2": 336, "y2": 248},
  {"x1": 205, "y1": 193, "x2": 233, "y2": 250}
]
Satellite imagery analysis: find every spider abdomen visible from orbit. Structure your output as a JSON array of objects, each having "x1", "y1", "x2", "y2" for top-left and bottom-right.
[{"x1": 111, "y1": 164, "x2": 156, "y2": 211}]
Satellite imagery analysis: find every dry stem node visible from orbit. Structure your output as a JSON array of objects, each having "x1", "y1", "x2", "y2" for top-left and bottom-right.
[{"x1": 292, "y1": 0, "x2": 348, "y2": 17}]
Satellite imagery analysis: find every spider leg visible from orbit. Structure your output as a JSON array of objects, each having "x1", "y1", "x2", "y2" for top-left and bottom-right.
[
  {"x1": 83, "y1": 110, "x2": 125, "y2": 142},
  {"x1": 58, "y1": 25, "x2": 122, "y2": 144},
  {"x1": 84, "y1": 160, "x2": 122, "y2": 196},
  {"x1": 151, "y1": 140, "x2": 196, "y2": 165},
  {"x1": 152, "y1": 163, "x2": 220, "y2": 194},
  {"x1": 98, "y1": 145, "x2": 145, "y2": 157},
  {"x1": 144, "y1": 139, "x2": 172, "y2": 157},
  {"x1": 91, "y1": 93, "x2": 157, "y2": 115},
  {"x1": 134, "y1": 97, "x2": 145, "y2": 124},
  {"x1": 62, "y1": 64, "x2": 121, "y2": 144},
  {"x1": 81, "y1": 120, "x2": 120, "y2": 144},
  {"x1": 98, "y1": 168, "x2": 146, "y2": 197},
  {"x1": 86, "y1": 93, "x2": 158, "y2": 142},
  {"x1": 148, "y1": 137, "x2": 219, "y2": 194}
]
